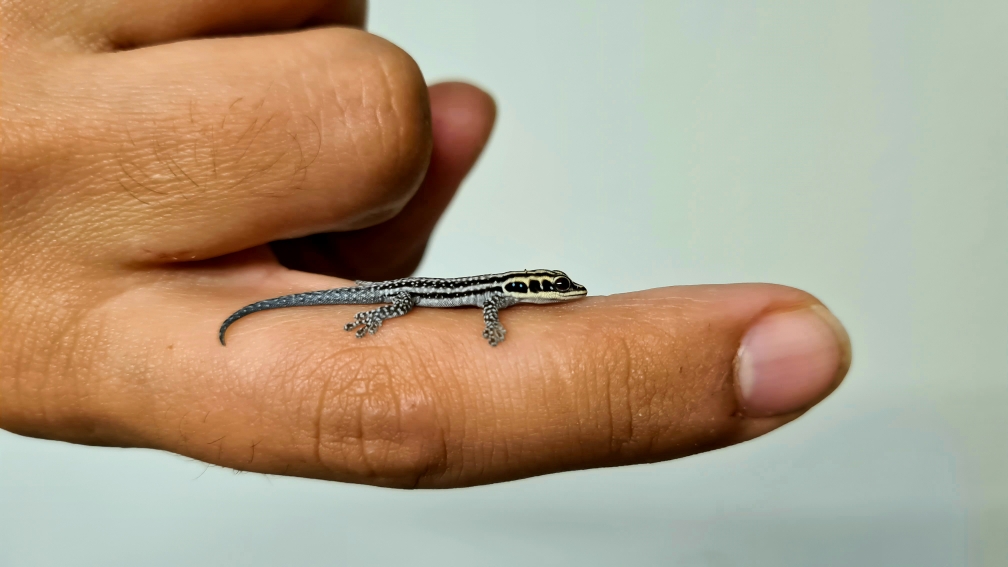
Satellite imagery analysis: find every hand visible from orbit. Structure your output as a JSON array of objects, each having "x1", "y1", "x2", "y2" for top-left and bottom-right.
[{"x1": 0, "y1": 0, "x2": 851, "y2": 487}]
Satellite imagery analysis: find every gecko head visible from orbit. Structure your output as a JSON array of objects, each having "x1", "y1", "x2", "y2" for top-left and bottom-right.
[{"x1": 502, "y1": 270, "x2": 588, "y2": 304}]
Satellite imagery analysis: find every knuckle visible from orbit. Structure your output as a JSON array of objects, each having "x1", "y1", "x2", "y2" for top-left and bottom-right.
[
  {"x1": 324, "y1": 31, "x2": 432, "y2": 217},
  {"x1": 595, "y1": 335, "x2": 638, "y2": 454},
  {"x1": 587, "y1": 330, "x2": 667, "y2": 459},
  {"x1": 590, "y1": 322, "x2": 743, "y2": 462},
  {"x1": 310, "y1": 346, "x2": 447, "y2": 487}
]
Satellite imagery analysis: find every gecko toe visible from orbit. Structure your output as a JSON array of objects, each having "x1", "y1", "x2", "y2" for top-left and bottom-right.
[
  {"x1": 346, "y1": 316, "x2": 383, "y2": 338},
  {"x1": 483, "y1": 323, "x2": 506, "y2": 346}
]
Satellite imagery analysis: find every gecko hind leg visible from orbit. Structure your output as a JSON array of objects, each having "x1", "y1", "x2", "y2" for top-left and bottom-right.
[{"x1": 344, "y1": 292, "x2": 415, "y2": 338}]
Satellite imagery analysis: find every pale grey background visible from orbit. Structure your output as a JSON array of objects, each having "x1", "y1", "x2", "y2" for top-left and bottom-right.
[{"x1": 2, "y1": 1, "x2": 1005, "y2": 565}]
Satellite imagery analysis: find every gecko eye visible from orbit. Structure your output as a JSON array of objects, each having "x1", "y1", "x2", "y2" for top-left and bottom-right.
[
  {"x1": 553, "y1": 277, "x2": 571, "y2": 291},
  {"x1": 505, "y1": 281, "x2": 528, "y2": 293}
]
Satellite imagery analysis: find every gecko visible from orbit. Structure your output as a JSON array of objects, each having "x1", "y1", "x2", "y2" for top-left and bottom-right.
[{"x1": 219, "y1": 270, "x2": 587, "y2": 347}]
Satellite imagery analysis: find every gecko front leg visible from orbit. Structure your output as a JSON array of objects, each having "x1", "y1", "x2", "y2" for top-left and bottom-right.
[
  {"x1": 344, "y1": 292, "x2": 415, "y2": 338},
  {"x1": 482, "y1": 294, "x2": 517, "y2": 346}
]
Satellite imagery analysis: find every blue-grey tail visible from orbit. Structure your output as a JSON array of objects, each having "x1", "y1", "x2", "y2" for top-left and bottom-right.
[
  {"x1": 217, "y1": 306, "x2": 248, "y2": 346},
  {"x1": 219, "y1": 297, "x2": 291, "y2": 345},
  {"x1": 218, "y1": 288, "x2": 385, "y2": 346}
]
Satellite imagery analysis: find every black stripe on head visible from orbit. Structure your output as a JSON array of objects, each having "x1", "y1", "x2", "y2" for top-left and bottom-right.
[{"x1": 505, "y1": 281, "x2": 528, "y2": 293}]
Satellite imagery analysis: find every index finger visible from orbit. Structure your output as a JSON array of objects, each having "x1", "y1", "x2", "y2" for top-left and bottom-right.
[{"x1": 30, "y1": 269, "x2": 850, "y2": 488}]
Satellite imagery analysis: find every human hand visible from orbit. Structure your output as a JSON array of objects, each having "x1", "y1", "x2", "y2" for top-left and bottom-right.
[{"x1": 1, "y1": 0, "x2": 851, "y2": 487}]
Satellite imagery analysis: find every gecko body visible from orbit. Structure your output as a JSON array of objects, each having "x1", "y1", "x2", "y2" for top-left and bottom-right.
[{"x1": 219, "y1": 270, "x2": 587, "y2": 347}]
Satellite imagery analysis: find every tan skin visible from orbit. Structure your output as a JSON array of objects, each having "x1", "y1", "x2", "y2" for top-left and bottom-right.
[{"x1": 0, "y1": 0, "x2": 850, "y2": 487}]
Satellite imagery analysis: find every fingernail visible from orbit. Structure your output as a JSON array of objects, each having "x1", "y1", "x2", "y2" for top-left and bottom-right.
[{"x1": 735, "y1": 305, "x2": 852, "y2": 417}]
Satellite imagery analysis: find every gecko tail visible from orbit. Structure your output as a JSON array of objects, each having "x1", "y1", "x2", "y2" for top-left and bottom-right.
[
  {"x1": 217, "y1": 296, "x2": 304, "y2": 346},
  {"x1": 218, "y1": 307, "x2": 252, "y2": 346},
  {"x1": 218, "y1": 289, "x2": 380, "y2": 346}
]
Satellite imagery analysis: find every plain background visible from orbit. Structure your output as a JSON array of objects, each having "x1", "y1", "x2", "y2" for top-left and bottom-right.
[{"x1": 1, "y1": 1, "x2": 1005, "y2": 565}]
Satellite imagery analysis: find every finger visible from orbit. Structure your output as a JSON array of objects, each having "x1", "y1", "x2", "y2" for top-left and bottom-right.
[
  {"x1": 104, "y1": 0, "x2": 369, "y2": 49},
  {"x1": 18, "y1": 27, "x2": 431, "y2": 263},
  {"x1": 300, "y1": 0, "x2": 369, "y2": 30},
  {"x1": 271, "y1": 82, "x2": 497, "y2": 280},
  {"x1": 6, "y1": 276, "x2": 850, "y2": 488},
  {"x1": 4, "y1": 0, "x2": 367, "y2": 51}
]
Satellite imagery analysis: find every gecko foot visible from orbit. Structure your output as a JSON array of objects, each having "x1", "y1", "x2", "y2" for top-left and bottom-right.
[
  {"x1": 344, "y1": 313, "x2": 382, "y2": 338},
  {"x1": 482, "y1": 323, "x2": 506, "y2": 347}
]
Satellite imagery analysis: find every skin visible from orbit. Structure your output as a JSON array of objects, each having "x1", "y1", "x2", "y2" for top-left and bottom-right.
[{"x1": 0, "y1": 0, "x2": 850, "y2": 488}]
